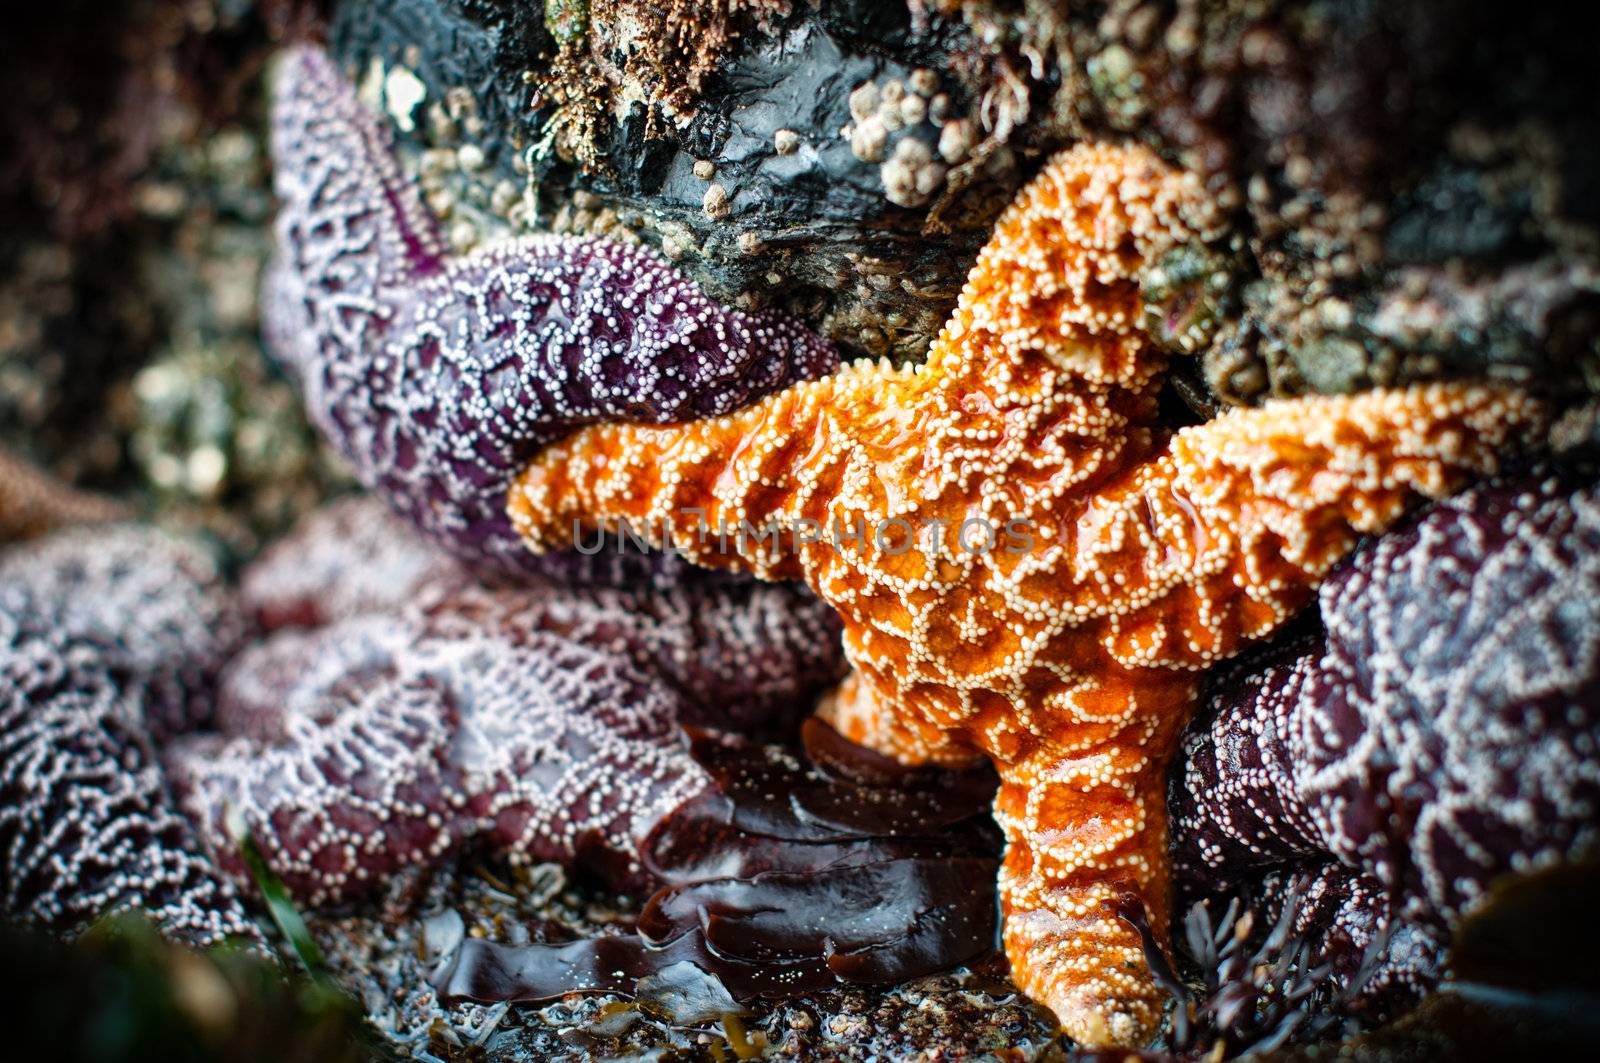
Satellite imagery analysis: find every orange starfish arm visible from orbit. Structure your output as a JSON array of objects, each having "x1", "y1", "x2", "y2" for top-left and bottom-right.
[
  {"x1": 1074, "y1": 383, "x2": 1550, "y2": 672},
  {"x1": 508, "y1": 141, "x2": 1218, "y2": 586},
  {"x1": 984, "y1": 382, "x2": 1545, "y2": 1045},
  {"x1": 508, "y1": 142, "x2": 1549, "y2": 1048},
  {"x1": 817, "y1": 670, "x2": 986, "y2": 768},
  {"x1": 508, "y1": 359, "x2": 891, "y2": 579}
]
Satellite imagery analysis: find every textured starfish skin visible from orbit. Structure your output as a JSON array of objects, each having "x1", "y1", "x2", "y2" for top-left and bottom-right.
[
  {"x1": 239, "y1": 495, "x2": 468, "y2": 630},
  {"x1": 261, "y1": 45, "x2": 836, "y2": 581},
  {"x1": 508, "y1": 143, "x2": 1546, "y2": 1046},
  {"x1": 1172, "y1": 631, "x2": 1449, "y2": 1019},
  {"x1": 166, "y1": 500, "x2": 845, "y2": 905},
  {"x1": 1171, "y1": 466, "x2": 1600, "y2": 1014},
  {"x1": 0, "y1": 527, "x2": 258, "y2": 946}
]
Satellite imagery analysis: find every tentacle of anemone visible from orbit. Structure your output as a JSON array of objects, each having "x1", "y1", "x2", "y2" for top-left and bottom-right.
[
  {"x1": 262, "y1": 45, "x2": 837, "y2": 583},
  {"x1": 508, "y1": 142, "x2": 1547, "y2": 1046}
]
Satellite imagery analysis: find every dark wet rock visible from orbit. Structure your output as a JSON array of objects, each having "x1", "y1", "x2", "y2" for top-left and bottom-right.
[
  {"x1": 325, "y1": 0, "x2": 1600, "y2": 407},
  {"x1": 322, "y1": 0, "x2": 1057, "y2": 362}
]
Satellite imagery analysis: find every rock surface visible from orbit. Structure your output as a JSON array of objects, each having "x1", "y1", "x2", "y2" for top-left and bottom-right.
[{"x1": 324, "y1": 0, "x2": 1600, "y2": 412}]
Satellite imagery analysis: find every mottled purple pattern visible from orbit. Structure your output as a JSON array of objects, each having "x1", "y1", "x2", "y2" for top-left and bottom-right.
[
  {"x1": 241, "y1": 495, "x2": 467, "y2": 630},
  {"x1": 0, "y1": 527, "x2": 259, "y2": 946},
  {"x1": 165, "y1": 500, "x2": 846, "y2": 906},
  {"x1": 1250, "y1": 863, "x2": 1446, "y2": 1014},
  {"x1": 1306, "y1": 468, "x2": 1600, "y2": 920},
  {"x1": 1171, "y1": 466, "x2": 1600, "y2": 1015},
  {"x1": 1170, "y1": 631, "x2": 1327, "y2": 887},
  {"x1": 262, "y1": 45, "x2": 838, "y2": 579}
]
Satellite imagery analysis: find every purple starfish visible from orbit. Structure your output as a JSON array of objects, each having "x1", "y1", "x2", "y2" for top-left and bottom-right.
[
  {"x1": 1170, "y1": 466, "x2": 1600, "y2": 1017},
  {"x1": 261, "y1": 45, "x2": 838, "y2": 580},
  {"x1": 165, "y1": 500, "x2": 847, "y2": 905},
  {"x1": 0, "y1": 526, "x2": 259, "y2": 946},
  {"x1": 239, "y1": 495, "x2": 468, "y2": 631}
]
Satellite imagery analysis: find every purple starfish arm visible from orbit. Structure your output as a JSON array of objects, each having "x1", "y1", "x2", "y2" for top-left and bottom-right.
[
  {"x1": 1168, "y1": 631, "x2": 1328, "y2": 887},
  {"x1": 1254, "y1": 863, "x2": 1446, "y2": 1016},
  {"x1": 1171, "y1": 466, "x2": 1600, "y2": 1015},
  {"x1": 165, "y1": 500, "x2": 846, "y2": 905},
  {"x1": 0, "y1": 527, "x2": 259, "y2": 946},
  {"x1": 236, "y1": 498, "x2": 843, "y2": 733},
  {"x1": 1303, "y1": 468, "x2": 1600, "y2": 921},
  {"x1": 239, "y1": 495, "x2": 468, "y2": 630},
  {"x1": 262, "y1": 45, "x2": 839, "y2": 579}
]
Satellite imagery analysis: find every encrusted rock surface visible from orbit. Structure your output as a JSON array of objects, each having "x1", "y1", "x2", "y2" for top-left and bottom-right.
[
  {"x1": 310, "y1": 860, "x2": 1062, "y2": 1062},
  {"x1": 324, "y1": 0, "x2": 1003, "y2": 363},
  {"x1": 323, "y1": 0, "x2": 1600, "y2": 409}
]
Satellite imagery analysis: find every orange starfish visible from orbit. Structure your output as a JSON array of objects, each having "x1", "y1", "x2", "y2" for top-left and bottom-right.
[{"x1": 507, "y1": 143, "x2": 1545, "y2": 1046}]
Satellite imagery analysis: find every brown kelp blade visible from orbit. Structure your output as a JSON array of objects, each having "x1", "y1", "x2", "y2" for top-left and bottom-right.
[{"x1": 431, "y1": 723, "x2": 1002, "y2": 1005}]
